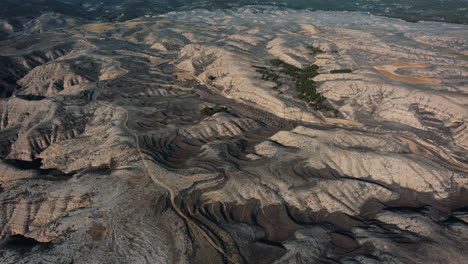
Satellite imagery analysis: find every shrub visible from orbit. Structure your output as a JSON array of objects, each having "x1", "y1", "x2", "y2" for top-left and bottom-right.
[
  {"x1": 269, "y1": 59, "x2": 284, "y2": 67},
  {"x1": 330, "y1": 69, "x2": 353, "y2": 74},
  {"x1": 307, "y1": 45, "x2": 324, "y2": 54},
  {"x1": 200, "y1": 106, "x2": 228, "y2": 116}
]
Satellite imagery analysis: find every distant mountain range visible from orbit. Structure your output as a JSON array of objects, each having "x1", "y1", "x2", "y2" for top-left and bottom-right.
[{"x1": 2, "y1": 0, "x2": 468, "y2": 24}]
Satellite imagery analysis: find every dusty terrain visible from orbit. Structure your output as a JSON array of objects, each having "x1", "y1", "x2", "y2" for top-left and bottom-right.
[
  {"x1": 0, "y1": 7, "x2": 467, "y2": 264},
  {"x1": 374, "y1": 62, "x2": 442, "y2": 84}
]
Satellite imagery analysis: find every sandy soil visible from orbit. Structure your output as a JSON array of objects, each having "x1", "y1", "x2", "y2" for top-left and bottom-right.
[
  {"x1": 374, "y1": 62, "x2": 442, "y2": 84},
  {"x1": 324, "y1": 117, "x2": 363, "y2": 127}
]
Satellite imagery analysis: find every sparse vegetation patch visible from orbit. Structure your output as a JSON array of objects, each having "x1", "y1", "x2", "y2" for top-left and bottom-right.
[
  {"x1": 252, "y1": 65, "x2": 282, "y2": 88},
  {"x1": 330, "y1": 69, "x2": 353, "y2": 74},
  {"x1": 200, "y1": 106, "x2": 228, "y2": 116},
  {"x1": 253, "y1": 58, "x2": 338, "y2": 116},
  {"x1": 307, "y1": 45, "x2": 324, "y2": 54}
]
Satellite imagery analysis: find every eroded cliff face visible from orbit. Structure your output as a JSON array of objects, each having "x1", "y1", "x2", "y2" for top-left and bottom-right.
[{"x1": 0, "y1": 7, "x2": 467, "y2": 264}]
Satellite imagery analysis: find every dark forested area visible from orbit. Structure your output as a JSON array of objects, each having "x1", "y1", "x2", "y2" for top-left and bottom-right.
[{"x1": 2, "y1": 0, "x2": 467, "y2": 24}]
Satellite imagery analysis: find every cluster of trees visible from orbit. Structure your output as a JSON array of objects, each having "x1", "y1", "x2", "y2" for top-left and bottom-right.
[
  {"x1": 200, "y1": 106, "x2": 228, "y2": 116},
  {"x1": 306, "y1": 45, "x2": 324, "y2": 54},
  {"x1": 3, "y1": 0, "x2": 465, "y2": 25},
  {"x1": 254, "y1": 58, "x2": 339, "y2": 116},
  {"x1": 272, "y1": 61, "x2": 327, "y2": 111},
  {"x1": 330, "y1": 69, "x2": 353, "y2": 74},
  {"x1": 252, "y1": 65, "x2": 282, "y2": 88}
]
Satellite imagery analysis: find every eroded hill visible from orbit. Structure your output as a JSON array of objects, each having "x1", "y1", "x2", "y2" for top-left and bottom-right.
[{"x1": 0, "y1": 7, "x2": 467, "y2": 264}]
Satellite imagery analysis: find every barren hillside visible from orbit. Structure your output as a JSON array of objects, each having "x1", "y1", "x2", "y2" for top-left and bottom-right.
[{"x1": 0, "y1": 7, "x2": 467, "y2": 264}]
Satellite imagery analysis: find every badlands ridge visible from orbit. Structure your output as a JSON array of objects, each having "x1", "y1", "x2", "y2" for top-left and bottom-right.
[{"x1": 0, "y1": 7, "x2": 467, "y2": 264}]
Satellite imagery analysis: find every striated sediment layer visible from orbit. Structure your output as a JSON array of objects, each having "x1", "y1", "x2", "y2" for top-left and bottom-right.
[{"x1": 0, "y1": 7, "x2": 467, "y2": 264}]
